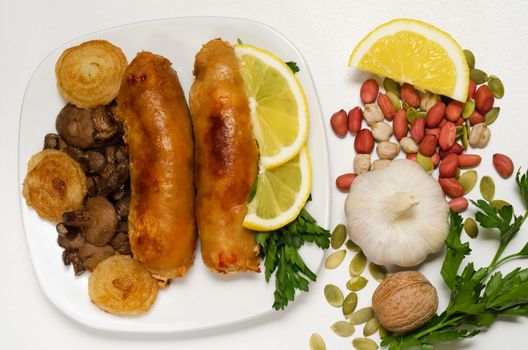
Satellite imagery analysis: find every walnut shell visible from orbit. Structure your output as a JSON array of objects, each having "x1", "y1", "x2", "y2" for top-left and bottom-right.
[{"x1": 372, "y1": 271, "x2": 438, "y2": 334}]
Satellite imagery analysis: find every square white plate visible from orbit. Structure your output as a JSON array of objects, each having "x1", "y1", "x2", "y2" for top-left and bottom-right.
[{"x1": 18, "y1": 17, "x2": 330, "y2": 333}]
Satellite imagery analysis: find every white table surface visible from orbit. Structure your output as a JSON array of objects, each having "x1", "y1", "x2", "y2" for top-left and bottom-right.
[{"x1": 3, "y1": 1, "x2": 528, "y2": 349}]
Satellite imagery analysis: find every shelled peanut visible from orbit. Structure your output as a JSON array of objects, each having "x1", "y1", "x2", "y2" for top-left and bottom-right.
[{"x1": 330, "y1": 49, "x2": 513, "y2": 211}]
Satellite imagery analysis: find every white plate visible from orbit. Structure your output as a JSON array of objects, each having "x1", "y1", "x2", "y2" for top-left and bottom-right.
[{"x1": 17, "y1": 17, "x2": 330, "y2": 333}]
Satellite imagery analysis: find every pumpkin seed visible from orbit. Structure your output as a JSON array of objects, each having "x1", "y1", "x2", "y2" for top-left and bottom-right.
[
  {"x1": 331, "y1": 321, "x2": 355, "y2": 337},
  {"x1": 386, "y1": 91, "x2": 401, "y2": 111},
  {"x1": 464, "y1": 217, "x2": 479, "y2": 239},
  {"x1": 346, "y1": 239, "x2": 361, "y2": 251},
  {"x1": 352, "y1": 337, "x2": 379, "y2": 350},
  {"x1": 456, "y1": 125, "x2": 465, "y2": 138},
  {"x1": 342, "y1": 292, "x2": 358, "y2": 317},
  {"x1": 368, "y1": 262, "x2": 387, "y2": 282},
  {"x1": 461, "y1": 125, "x2": 469, "y2": 150},
  {"x1": 349, "y1": 307, "x2": 374, "y2": 325},
  {"x1": 346, "y1": 276, "x2": 369, "y2": 291},
  {"x1": 484, "y1": 107, "x2": 500, "y2": 125},
  {"x1": 491, "y1": 199, "x2": 511, "y2": 210},
  {"x1": 379, "y1": 326, "x2": 390, "y2": 338},
  {"x1": 406, "y1": 107, "x2": 420, "y2": 124},
  {"x1": 455, "y1": 167, "x2": 461, "y2": 179},
  {"x1": 402, "y1": 101, "x2": 410, "y2": 111},
  {"x1": 383, "y1": 77, "x2": 400, "y2": 98},
  {"x1": 325, "y1": 249, "x2": 346, "y2": 269},
  {"x1": 470, "y1": 68, "x2": 488, "y2": 84},
  {"x1": 416, "y1": 153, "x2": 433, "y2": 173},
  {"x1": 459, "y1": 170, "x2": 478, "y2": 195},
  {"x1": 309, "y1": 333, "x2": 326, "y2": 350},
  {"x1": 463, "y1": 49, "x2": 475, "y2": 69},
  {"x1": 462, "y1": 98, "x2": 475, "y2": 119},
  {"x1": 349, "y1": 251, "x2": 367, "y2": 276},
  {"x1": 488, "y1": 75, "x2": 504, "y2": 99},
  {"x1": 324, "y1": 284, "x2": 344, "y2": 307},
  {"x1": 363, "y1": 317, "x2": 380, "y2": 336},
  {"x1": 331, "y1": 224, "x2": 347, "y2": 249},
  {"x1": 480, "y1": 176, "x2": 495, "y2": 202}
]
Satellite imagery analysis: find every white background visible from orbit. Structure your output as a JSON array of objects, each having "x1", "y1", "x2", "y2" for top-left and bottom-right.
[{"x1": 2, "y1": 1, "x2": 528, "y2": 349}]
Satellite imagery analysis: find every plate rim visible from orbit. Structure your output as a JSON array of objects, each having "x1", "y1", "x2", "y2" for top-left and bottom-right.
[{"x1": 17, "y1": 15, "x2": 332, "y2": 333}]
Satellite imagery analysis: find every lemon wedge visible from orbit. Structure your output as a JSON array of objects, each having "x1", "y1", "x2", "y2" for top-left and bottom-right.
[
  {"x1": 348, "y1": 18, "x2": 469, "y2": 102},
  {"x1": 235, "y1": 44, "x2": 308, "y2": 169},
  {"x1": 243, "y1": 147, "x2": 312, "y2": 231}
]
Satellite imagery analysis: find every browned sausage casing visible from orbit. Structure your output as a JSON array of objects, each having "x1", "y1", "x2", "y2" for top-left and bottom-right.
[
  {"x1": 190, "y1": 39, "x2": 260, "y2": 273},
  {"x1": 117, "y1": 52, "x2": 195, "y2": 279}
]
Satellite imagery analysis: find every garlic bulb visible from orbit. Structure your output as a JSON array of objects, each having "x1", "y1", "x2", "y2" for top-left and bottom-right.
[{"x1": 344, "y1": 159, "x2": 449, "y2": 267}]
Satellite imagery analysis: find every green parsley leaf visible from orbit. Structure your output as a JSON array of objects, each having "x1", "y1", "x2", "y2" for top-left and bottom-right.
[
  {"x1": 285, "y1": 61, "x2": 300, "y2": 73},
  {"x1": 236, "y1": 38, "x2": 244, "y2": 45}
]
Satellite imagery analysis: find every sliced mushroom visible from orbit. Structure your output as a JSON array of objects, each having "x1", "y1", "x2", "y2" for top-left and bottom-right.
[
  {"x1": 115, "y1": 195, "x2": 130, "y2": 219},
  {"x1": 56, "y1": 104, "x2": 95, "y2": 149},
  {"x1": 79, "y1": 243, "x2": 115, "y2": 271},
  {"x1": 83, "y1": 196, "x2": 118, "y2": 246},
  {"x1": 96, "y1": 162, "x2": 129, "y2": 196},
  {"x1": 62, "y1": 249, "x2": 86, "y2": 275},
  {"x1": 92, "y1": 106, "x2": 121, "y2": 143},
  {"x1": 56, "y1": 223, "x2": 84, "y2": 250},
  {"x1": 43, "y1": 133, "x2": 61, "y2": 150},
  {"x1": 85, "y1": 150, "x2": 106, "y2": 174},
  {"x1": 62, "y1": 210, "x2": 92, "y2": 227},
  {"x1": 110, "y1": 231, "x2": 131, "y2": 255}
]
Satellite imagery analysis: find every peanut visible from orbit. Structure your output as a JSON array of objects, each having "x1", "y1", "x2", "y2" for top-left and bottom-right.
[
  {"x1": 377, "y1": 141, "x2": 401, "y2": 160},
  {"x1": 330, "y1": 109, "x2": 348, "y2": 137},
  {"x1": 354, "y1": 154, "x2": 371, "y2": 175},
  {"x1": 438, "y1": 177, "x2": 464, "y2": 198},
  {"x1": 360, "y1": 79, "x2": 379, "y2": 104},
  {"x1": 336, "y1": 173, "x2": 357, "y2": 192},
  {"x1": 432, "y1": 152, "x2": 440, "y2": 168},
  {"x1": 354, "y1": 129, "x2": 375, "y2": 154},
  {"x1": 393, "y1": 109, "x2": 408, "y2": 141},
  {"x1": 400, "y1": 83, "x2": 420, "y2": 108},
  {"x1": 411, "y1": 118, "x2": 426, "y2": 143},
  {"x1": 475, "y1": 85, "x2": 494, "y2": 114},
  {"x1": 425, "y1": 102, "x2": 446, "y2": 128},
  {"x1": 439, "y1": 143, "x2": 464, "y2": 159},
  {"x1": 469, "y1": 111, "x2": 484, "y2": 126},
  {"x1": 439, "y1": 153, "x2": 459, "y2": 178},
  {"x1": 348, "y1": 107, "x2": 363, "y2": 134},
  {"x1": 493, "y1": 153, "x2": 514, "y2": 178},
  {"x1": 420, "y1": 92, "x2": 441, "y2": 112},
  {"x1": 468, "y1": 81, "x2": 476, "y2": 99},
  {"x1": 425, "y1": 127, "x2": 440, "y2": 138},
  {"x1": 458, "y1": 154, "x2": 482, "y2": 168},
  {"x1": 378, "y1": 93, "x2": 396, "y2": 119},
  {"x1": 363, "y1": 103, "x2": 384, "y2": 126},
  {"x1": 469, "y1": 123, "x2": 491, "y2": 148},
  {"x1": 372, "y1": 121, "x2": 393, "y2": 142},
  {"x1": 418, "y1": 134, "x2": 438, "y2": 157},
  {"x1": 446, "y1": 101, "x2": 463, "y2": 121},
  {"x1": 399, "y1": 136, "x2": 419, "y2": 154},
  {"x1": 439, "y1": 122, "x2": 456, "y2": 151},
  {"x1": 449, "y1": 197, "x2": 469, "y2": 213},
  {"x1": 406, "y1": 153, "x2": 417, "y2": 161}
]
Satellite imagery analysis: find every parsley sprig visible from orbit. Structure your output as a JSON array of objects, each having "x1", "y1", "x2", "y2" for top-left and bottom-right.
[
  {"x1": 382, "y1": 169, "x2": 528, "y2": 349},
  {"x1": 256, "y1": 208, "x2": 330, "y2": 310}
]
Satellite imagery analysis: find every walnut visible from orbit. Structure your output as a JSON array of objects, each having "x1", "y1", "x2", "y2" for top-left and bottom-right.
[{"x1": 372, "y1": 271, "x2": 438, "y2": 334}]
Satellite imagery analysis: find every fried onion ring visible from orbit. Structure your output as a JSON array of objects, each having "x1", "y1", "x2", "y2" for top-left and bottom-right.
[
  {"x1": 23, "y1": 149, "x2": 87, "y2": 222},
  {"x1": 88, "y1": 255, "x2": 159, "y2": 315},
  {"x1": 55, "y1": 40, "x2": 127, "y2": 108}
]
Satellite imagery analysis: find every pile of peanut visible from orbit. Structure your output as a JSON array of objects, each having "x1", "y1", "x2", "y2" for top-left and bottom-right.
[{"x1": 331, "y1": 76, "x2": 513, "y2": 213}]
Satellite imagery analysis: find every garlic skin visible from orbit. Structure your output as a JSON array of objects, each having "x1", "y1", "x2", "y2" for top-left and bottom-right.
[{"x1": 344, "y1": 159, "x2": 449, "y2": 267}]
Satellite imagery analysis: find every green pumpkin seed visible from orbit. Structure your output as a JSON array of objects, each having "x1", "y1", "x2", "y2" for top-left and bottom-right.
[
  {"x1": 402, "y1": 101, "x2": 410, "y2": 111},
  {"x1": 363, "y1": 317, "x2": 380, "y2": 336},
  {"x1": 484, "y1": 107, "x2": 500, "y2": 125},
  {"x1": 331, "y1": 321, "x2": 355, "y2": 337},
  {"x1": 349, "y1": 307, "x2": 374, "y2": 325},
  {"x1": 383, "y1": 77, "x2": 400, "y2": 98},
  {"x1": 309, "y1": 333, "x2": 326, "y2": 350},
  {"x1": 325, "y1": 250, "x2": 346, "y2": 269},
  {"x1": 455, "y1": 167, "x2": 461, "y2": 179},
  {"x1": 470, "y1": 68, "x2": 488, "y2": 84},
  {"x1": 462, "y1": 98, "x2": 475, "y2": 119},
  {"x1": 491, "y1": 199, "x2": 511, "y2": 210},
  {"x1": 488, "y1": 75, "x2": 504, "y2": 99},
  {"x1": 456, "y1": 125, "x2": 465, "y2": 138},
  {"x1": 386, "y1": 91, "x2": 401, "y2": 111},
  {"x1": 459, "y1": 170, "x2": 478, "y2": 195},
  {"x1": 342, "y1": 292, "x2": 358, "y2": 317},
  {"x1": 463, "y1": 49, "x2": 475, "y2": 69},
  {"x1": 480, "y1": 176, "x2": 495, "y2": 202},
  {"x1": 406, "y1": 107, "x2": 420, "y2": 124},
  {"x1": 416, "y1": 153, "x2": 433, "y2": 173},
  {"x1": 462, "y1": 127, "x2": 469, "y2": 150},
  {"x1": 368, "y1": 262, "x2": 387, "y2": 282},
  {"x1": 349, "y1": 251, "x2": 367, "y2": 276},
  {"x1": 331, "y1": 224, "x2": 347, "y2": 249},
  {"x1": 464, "y1": 217, "x2": 479, "y2": 239},
  {"x1": 352, "y1": 337, "x2": 378, "y2": 350},
  {"x1": 346, "y1": 276, "x2": 369, "y2": 291},
  {"x1": 379, "y1": 326, "x2": 390, "y2": 338},
  {"x1": 345, "y1": 239, "x2": 361, "y2": 251},
  {"x1": 324, "y1": 284, "x2": 344, "y2": 307}
]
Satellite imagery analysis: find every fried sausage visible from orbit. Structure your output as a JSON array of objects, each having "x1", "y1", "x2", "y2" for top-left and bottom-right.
[
  {"x1": 117, "y1": 51, "x2": 195, "y2": 279},
  {"x1": 190, "y1": 39, "x2": 260, "y2": 273}
]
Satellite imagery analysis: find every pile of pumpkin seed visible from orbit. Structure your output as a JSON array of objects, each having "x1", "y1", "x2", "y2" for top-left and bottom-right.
[{"x1": 309, "y1": 224, "x2": 389, "y2": 350}]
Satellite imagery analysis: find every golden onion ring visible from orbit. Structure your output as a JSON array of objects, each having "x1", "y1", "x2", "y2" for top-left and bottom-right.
[
  {"x1": 22, "y1": 149, "x2": 87, "y2": 222},
  {"x1": 88, "y1": 255, "x2": 159, "y2": 315},
  {"x1": 55, "y1": 40, "x2": 127, "y2": 108}
]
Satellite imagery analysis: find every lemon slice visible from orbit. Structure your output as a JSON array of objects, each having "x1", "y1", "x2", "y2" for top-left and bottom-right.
[
  {"x1": 243, "y1": 147, "x2": 311, "y2": 231},
  {"x1": 348, "y1": 18, "x2": 469, "y2": 102},
  {"x1": 235, "y1": 44, "x2": 308, "y2": 169}
]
